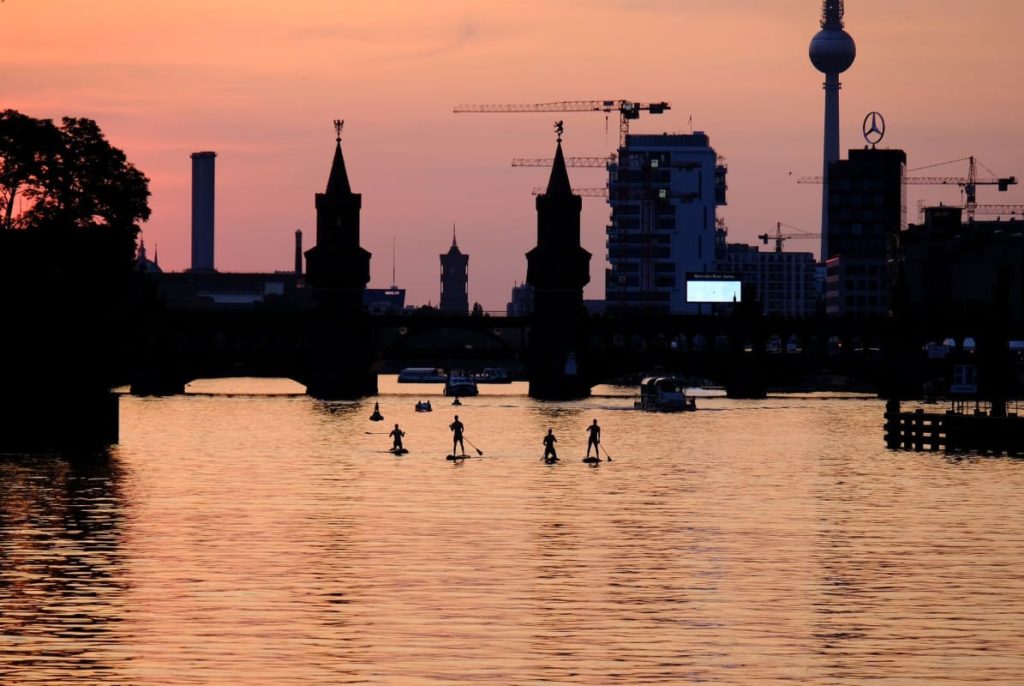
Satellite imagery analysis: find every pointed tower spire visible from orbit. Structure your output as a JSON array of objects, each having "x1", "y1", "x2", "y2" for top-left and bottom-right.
[
  {"x1": 325, "y1": 119, "x2": 352, "y2": 195},
  {"x1": 307, "y1": 118, "x2": 370, "y2": 302},
  {"x1": 452, "y1": 222, "x2": 458, "y2": 247},
  {"x1": 545, "y1": 121, "x2": 573, "y2": 197}
]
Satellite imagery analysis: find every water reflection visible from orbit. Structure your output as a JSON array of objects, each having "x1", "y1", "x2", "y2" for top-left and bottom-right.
[
  {"x1": 0, "y1": 451, "x2": 129, "y2": 684},
  {"x1": 2, "y1": 383, "x2": 1023, "y2": 684}
]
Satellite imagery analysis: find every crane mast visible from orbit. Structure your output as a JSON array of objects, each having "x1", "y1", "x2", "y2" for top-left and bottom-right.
[{"x1": 757, "y1": 222, "x2": 821, "y2": 253}]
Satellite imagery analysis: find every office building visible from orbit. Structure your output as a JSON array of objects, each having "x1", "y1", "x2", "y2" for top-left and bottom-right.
[
  {"x1": 506, "y1": 282, "x2": 534, "y2": 316},
  {"x1": 719, "y1": 242, "x2": 818, "y2": 317},
  {"x1": 606, "y1": 132, "x2": 727, "y2": 313},
  {"x1": 898, "y1": 207, "x2": 1024, "y2": 323},
  {"x1": 825, "y1": 147, "x2": 906, "y2": 316}
]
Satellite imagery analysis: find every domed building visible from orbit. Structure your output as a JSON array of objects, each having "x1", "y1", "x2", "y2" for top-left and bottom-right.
[{"x1": 135, "y1": 239, "x2": 162, "y2": 274}]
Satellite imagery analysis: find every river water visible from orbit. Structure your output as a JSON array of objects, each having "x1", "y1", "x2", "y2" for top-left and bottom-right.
[{"x1": 2, "y1": 377, "x2": 1023, "y2": 685}]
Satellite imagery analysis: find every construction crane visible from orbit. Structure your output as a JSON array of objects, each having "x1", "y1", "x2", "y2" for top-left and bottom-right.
[
  {"x1": 531, "y1": 186, "x2": 608, "y2": 198},
  {"x1": 917, "y1": 201, "x2": 1024, "y2": 222},
  {"x1": 512, "y1": 156, "x2": 615, "y2": 168},
  {"x1": 529, "y1": 186, "x2": 704, "y2": 203},
  {"x1": 757, "y1": 222, "x2": 821, "y2": 253},
  {"x1": 798, "y1": 156, "x2": 1017, "y2": 219},
  {"x1": 972, "y1": 204, "x2": 1024, "y2": 218},
  {"x1": 453, "y1": 100, "x2": 670, "y2": 148}
]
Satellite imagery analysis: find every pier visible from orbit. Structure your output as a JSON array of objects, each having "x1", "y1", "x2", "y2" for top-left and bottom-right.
[{"x1": 884, "y1": 399, "x2": 1024, "y2": 455}]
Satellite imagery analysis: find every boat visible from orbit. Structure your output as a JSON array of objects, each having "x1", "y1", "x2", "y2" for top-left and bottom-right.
[
  {"x1": 444, "y1": 376, "x2": 479, "y2": 397},
  {"x1": 398, "y1": 367, "x2": 447, "y2": 383},
  {"x1": 634, "y1": 377, "x2": 697, "y2": 412},
  {"x1": 474, "y1": 367, "x2": 511, "y2": 384},
  {"x1": 415, "y1": 400, "x2": 433, "y2": 412}
]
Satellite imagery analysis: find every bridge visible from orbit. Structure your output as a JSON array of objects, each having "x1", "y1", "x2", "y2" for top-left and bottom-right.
[
  {"x1": 5, "y1": 129, "x2": 1023, "y2": 451},
  {"x1": 124, "y1": 303, "x2": 1007, "y2": 401}
]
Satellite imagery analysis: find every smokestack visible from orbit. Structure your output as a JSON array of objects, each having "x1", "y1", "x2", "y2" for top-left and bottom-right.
[
  {"x1": 294, "y1": 229, "x2": 303, "y2": 275},
  {"x1": 190, "y1": 151, "x2": 216, "y2": 272}
]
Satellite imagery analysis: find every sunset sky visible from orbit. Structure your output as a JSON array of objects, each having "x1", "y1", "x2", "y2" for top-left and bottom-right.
[{"x1": 3, "y1": 0, "x2": 1023, "y2": 308}]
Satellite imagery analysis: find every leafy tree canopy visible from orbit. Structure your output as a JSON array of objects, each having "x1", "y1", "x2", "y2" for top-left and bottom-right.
[{"x1": 0, "y1": 109, "x2": 150, "y2": 234}]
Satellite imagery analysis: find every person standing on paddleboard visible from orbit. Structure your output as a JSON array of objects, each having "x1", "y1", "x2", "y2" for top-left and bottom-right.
[
  {"x1": 585, "y1": 419, "x2": 601, "y2": 459},
  {"x1": 450, "y1": 415, "x2": 465, "y2": 456},
  {"x1": 543, "y1": 428, "x2": 558, "y2": 462},
  {"x1": 389, "y1": 423, "x2": 405, "y2": 452}
]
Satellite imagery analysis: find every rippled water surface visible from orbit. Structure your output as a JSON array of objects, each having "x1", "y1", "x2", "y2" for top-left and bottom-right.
[{"x1": 2, "y1": 378, "x2": 1023, "y2": 684}]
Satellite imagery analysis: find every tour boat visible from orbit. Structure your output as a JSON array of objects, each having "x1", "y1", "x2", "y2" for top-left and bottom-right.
[
  {"x1": 634, "y1": 377, "x2": 697, "y2": 412},
  {"x1": 444, "y1": 376, "x2": 479, "y2": 397},
  {"x1": 398, "y1": 367, "x2": 446, "y2": 383}
]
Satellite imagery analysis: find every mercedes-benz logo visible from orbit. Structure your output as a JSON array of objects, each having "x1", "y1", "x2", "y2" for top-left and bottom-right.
[{"x1": 863, "y1": 111, "x2": 886, "y2": 146}]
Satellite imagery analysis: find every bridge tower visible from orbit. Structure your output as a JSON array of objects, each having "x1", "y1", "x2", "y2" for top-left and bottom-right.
[
  {"x1": 305, "y1": 120, "x2": 371, "y2": 305},
  {"x1": 304, "y1": 121, "x2": 376, "y2": 398},
  {"x1": 526, "y1": 124, "x2": 592, "y2": 399}
]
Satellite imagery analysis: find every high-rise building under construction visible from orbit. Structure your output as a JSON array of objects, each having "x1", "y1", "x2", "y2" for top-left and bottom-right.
[{"x1": 605, "y1": 132, "x2": 727, "y2": 313}]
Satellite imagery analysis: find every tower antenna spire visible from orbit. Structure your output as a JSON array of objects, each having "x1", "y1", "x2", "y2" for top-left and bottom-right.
[
  {"x1": 333, "y1": 119, "x2": 344, "y2": 143},
  {"x1": 821, "y1": 0, "x2": 844, "y2": 28}
]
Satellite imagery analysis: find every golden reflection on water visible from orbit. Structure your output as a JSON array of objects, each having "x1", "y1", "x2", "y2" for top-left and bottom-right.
[{"x1": 2, "y1": 378, "x2": 1023, "y2": 684}]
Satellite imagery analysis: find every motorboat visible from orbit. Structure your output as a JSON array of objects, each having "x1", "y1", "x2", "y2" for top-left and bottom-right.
[
  {"x1": 634, "y1": 377, "x2": 697, "y2": 412},
  {"x1": 398, "y1": 367, "x2": 447, "y2": 383},
  {"x1": 444, "y1": 376, "x2": 479, "y2": 397}
]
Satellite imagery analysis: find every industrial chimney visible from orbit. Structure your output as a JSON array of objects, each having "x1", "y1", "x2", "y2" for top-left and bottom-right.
[{"x1": 190, "y1": 151, "x2": 217, "y2": 272}]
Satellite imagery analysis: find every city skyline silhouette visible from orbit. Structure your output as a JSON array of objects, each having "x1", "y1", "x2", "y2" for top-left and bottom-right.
[{"x1": 2, "y1": 0, "x2": 1022, "y2": 308}]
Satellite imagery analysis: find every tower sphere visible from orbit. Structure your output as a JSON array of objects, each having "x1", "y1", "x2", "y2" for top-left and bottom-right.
[{"x1": 809, "y1": 28, "x2": 856, "y2": 74}]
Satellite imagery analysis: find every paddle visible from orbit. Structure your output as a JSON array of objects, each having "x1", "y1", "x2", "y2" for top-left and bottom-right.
[
  {"x1": 600, "y1": 444, "x2": 613, "y2": 462},
  {"x1": 364, "y1": 431, "x2": 389, "y2": 435},
  {"x1": 463, "y1": 436, "x2": 484, "y2": 456}
]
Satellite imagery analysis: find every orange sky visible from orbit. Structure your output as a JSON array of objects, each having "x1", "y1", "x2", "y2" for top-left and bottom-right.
[{"x1": 3, "y1": 0, "x2": 1023, "y2": 308}]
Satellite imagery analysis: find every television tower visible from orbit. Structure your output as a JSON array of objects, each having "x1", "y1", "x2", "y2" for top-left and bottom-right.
[{"x1": 809, "y1": 0, "x2": 856, "y2": 259}]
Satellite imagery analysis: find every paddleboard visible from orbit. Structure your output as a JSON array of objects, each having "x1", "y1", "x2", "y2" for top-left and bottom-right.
[
  {"x1": 543, "y1": 457, "x2": 559, "y2": 465},
  {"x1": 582, "y1": 457, "x2": 600, "y2": 464},
  {"x1": 447, "y1": 454, "x2": 474, "y2": 461},
  {"x1": 390, "y1": 448, "x2": 409, "y2": 455}
]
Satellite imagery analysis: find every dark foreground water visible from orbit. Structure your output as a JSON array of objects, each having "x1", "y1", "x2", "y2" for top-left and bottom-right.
[{"x1": 2, "y1": 378, "x2": 1023, "y2": 684}]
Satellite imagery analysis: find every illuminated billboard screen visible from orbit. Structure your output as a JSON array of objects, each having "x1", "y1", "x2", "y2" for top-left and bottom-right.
[{"x1": 686, "y1": 273, "x2": 742, "y2": 303}]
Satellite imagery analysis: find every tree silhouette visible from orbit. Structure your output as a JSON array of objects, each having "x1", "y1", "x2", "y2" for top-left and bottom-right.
[
  {"x1": 0, "y1": 110, "x2": 150, "y2": 234},
  {"x1": 0, "y1": 109, "x2": 58, "y2": 231}
]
